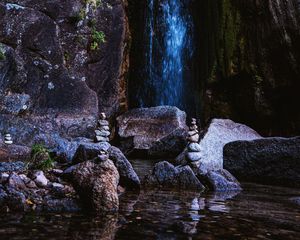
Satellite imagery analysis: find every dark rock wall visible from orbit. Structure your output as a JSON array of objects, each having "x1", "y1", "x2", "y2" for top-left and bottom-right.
[
  {"x1": 0, "y1": 0, "x2": 129, "y2": 140},
  {"x1": 196, "y1": 0, "x2": 300, "y2": 136}
]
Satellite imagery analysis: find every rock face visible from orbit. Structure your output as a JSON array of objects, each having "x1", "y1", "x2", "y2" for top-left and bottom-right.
[
  {"x1": 144, "y1": 161, "x2": 205, "y2": 191},
  {"x1": 0, "y1": 0, "x2": 129, "y2": 143},
  {"x1": 117, "y1": 106, "x2": 188, "y2": 157},
  {"x1": 194, "y1": 119, "x2": 262, "y2": 172},
  {"x1": 71, "y1": 159, "x2": 120, "y2": 213},
  {"x1": 196, "y1": 0, "x2": 300, "y2": 136},
  {"x1": 224, "y1": 137, "x2": 300, "y2": 187}
]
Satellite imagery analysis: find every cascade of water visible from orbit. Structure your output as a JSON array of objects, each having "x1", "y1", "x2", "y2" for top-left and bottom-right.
[{"x1": 138, "y1": 0, "x2": 193, "y2": 110}]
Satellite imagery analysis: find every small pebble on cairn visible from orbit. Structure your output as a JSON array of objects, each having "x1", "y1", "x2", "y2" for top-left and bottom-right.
[
  {"x1": 94, "y1": 113, "x2": 111, "y2": 143},
  {"x1": 187, "y1": 118, "x2": 199, "y2": 143},
  {"x1": 4, "y1": 133, "x2": 13, "y2": 145}
]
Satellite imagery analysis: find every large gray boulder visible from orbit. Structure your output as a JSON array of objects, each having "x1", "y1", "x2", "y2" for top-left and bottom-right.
[
  {"x1": 194, "y1": 119, "x2": 262, "y2": 172},
  {"x1": 224, "y1": 137, "x2": 300, "y2": 187},
  {"x1": 117, "y1": 106, "x2": 188, "y2": 158}
]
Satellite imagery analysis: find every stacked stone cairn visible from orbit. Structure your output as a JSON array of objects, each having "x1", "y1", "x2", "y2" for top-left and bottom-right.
[
  {"x1": 94, "y1": 112, "x2": 110, "y2": 143},
  {"x1": 4, "y1": 133, "x2": 13, "y2": 145},
  {"x1": 186, "y1": 118, "x2": 201, "y2": 165}
]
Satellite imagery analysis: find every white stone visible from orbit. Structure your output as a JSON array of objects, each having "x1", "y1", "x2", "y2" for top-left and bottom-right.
[
  {"x1": 4, "y1": 140, "x2": 13, "y2": 145},
  {"x1": 196, "y1": 119, "x2": 262, "y2": 171},
  {"x1": 0, "y1": 173, "x2": 9, "y2": 183},
  {"x1": 33, "y1": 171, "x2": 49, "y2": 187},
  {"x1": 52, "y1": 182, "x2": 64, "y2": 189},
  {"x1": 187, "y1": 143, "x2": 201, "y2": 152},
  {"x1": 186, "y1": 152, "x2": 202, "y2": 162}
]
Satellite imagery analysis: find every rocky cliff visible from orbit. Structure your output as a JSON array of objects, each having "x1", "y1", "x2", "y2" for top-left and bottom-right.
[
  {"x1": 196, "y1": 0, "x2": 300, "y2": 136},
  {"x1": 0, "y1": 0, "x2": 129, "y2": 141}
]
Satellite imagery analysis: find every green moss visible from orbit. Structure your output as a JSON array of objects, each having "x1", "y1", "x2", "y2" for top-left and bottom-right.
[
  {"x1": 90, "y1": 28, "x2": 106, "y2": 50},
  {"x1": 0, "y1": 44, "x2": 5, "y2": 61},
  {"x1": 29, "y1": 144, "x2": 55, "y2": 171}
]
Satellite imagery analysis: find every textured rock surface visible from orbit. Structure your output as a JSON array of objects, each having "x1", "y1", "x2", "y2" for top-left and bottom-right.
[
  {"x1": 0, "y1": 142, "x2": 30, "y2": 162},
  {"x1": 117, "y1": 106, "x2": 188, "y2": 157},
  {"x1": 71, "y1": 159, "x2": 120, "y2": 213},
  {"x1": 197, "y1": 0, "x2": 300, "y2": 136},
  {"x1": 0, "y1": 0, "x2": 129, "y2": 142},
  {"x1": 72, "y1": 142, "x2": 111, "y2": 164},
  {"x1": 144, "y1": 161, "x2": 205, "y2": 191},
  {"x1": 196, "y1": 119, "x2": 262, "y2": 172},
  {"x1": 224, "y1": 137, "x2": 300, "y2": 187},
  {"x1": 108, "y1": 146, "x2": 140, "y2": 189},
  {"x1": 204, "y1": 169, "x2": 241, "y2": 192}
]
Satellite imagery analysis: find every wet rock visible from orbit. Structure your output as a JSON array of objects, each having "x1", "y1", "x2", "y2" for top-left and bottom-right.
[
  {"x1": 173, "y1": 221, "x2": 198, "y2": 235},
  {"x1": 144, "y1": 161, "x2": 205, "y2": 191},
  {"x1": 108, "y1": 146, "x2": 140, "y2": 189},
  {"x1": 72, "y1": 141, "x2": 111, "y2": 164},
  {"x1": 33, "y1": 171, "x2": 49, "y2": 188},
  {"x1": 117, "y1": 106, "x2": 188, "y2": 158},
  {"x1": 224, "y1": 137, "x2": 300, "y2": 187},
  {"x1": 204, "y1": 169, "x2": 242, "y2": 192},
  {"x1": 0, "y1": 143, "x2": 31, "y2": 162},
  {"x1": 290, "y1": 197, "x2": 300, "y2": 206},
  {"x1": 193, "y1": 119, "x2": 262, "y2": 172},
  {"x1": 43, "y1": 198, "x2": 81, "y2": 212},
  {"x1": 71, "y1": 159, "x2": 120, "y2": 213}
]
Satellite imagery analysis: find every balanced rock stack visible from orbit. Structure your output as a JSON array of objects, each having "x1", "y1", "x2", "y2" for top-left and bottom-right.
[
  {"x1": 186, "y1": 119, "x2": 201, "y2": 164},
  {"x1": 94, "y1": 113, "x2": 110, "y2": 143},
  {"x1": 4, "y1": 133, "x2": 13, "y2": 145}
]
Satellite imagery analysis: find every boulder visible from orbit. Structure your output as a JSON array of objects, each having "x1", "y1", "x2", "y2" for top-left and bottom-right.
[
  {"x1": 204, "y1": 169, "x2": 242, "y2": 192},
  {"x1": 72, "y1": 142, "x2": 111, "y2": 164},
  {"x1": 224, "y1": 137, "x2": 300, "y2": 187},
  {"x1": 71, "y1": 159, "x2": 120, "y2": 213},
  {"x1": 108, "y1": 146, "x2": 140, "y2": 189},
  {"x1": 117, "y1": 106, "x2": 188, "y2": 158},
  {"x1": 0, "y1": 143, "x2": 31, "y2": 162},
  {"x1": 144, "y1": 161, "x2": 205, "y2": 191},
  {"x1": 194, "y1": 119, "x2": 262, "y2": 172}
]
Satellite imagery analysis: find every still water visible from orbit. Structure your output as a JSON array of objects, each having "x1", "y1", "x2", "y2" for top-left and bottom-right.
[{"x1": 0, "y1": 159, "x2": 299, "y2": 240}]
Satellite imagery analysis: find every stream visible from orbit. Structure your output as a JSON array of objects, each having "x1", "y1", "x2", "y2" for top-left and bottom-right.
[{"x1": 0, "y1": 159, "x2": 299, "y2": 239}]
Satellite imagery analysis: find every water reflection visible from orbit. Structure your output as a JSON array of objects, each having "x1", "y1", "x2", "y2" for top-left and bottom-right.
[{"x1": 0, "y1": 185, "x2": 300, "y2": 239}]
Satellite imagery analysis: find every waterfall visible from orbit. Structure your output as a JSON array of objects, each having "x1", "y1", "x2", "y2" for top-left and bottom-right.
[{"x1": 138, "y1": 0, "x2": 194, "y2": 110}]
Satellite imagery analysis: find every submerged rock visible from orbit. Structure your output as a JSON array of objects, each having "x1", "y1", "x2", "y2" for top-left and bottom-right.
[
  {"x1": 224, "y1": 137, "x2": 300, "y2": 187},
  {"x1": 71, "y1": 159, "x2": 120, "y2": 213},
  {"x1": 117, "y1": 106, "x2": 188, "y2": 158},
  {"x1": 144, "y1": 161, "x2": 205, "y2": 191},
  {"x1": 204, "y1": 169, "x2": 242, "y2": 192}
]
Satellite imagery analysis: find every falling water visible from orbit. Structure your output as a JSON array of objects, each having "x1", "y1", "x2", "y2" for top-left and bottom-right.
[{"x1": 138, "y1": 0, "x2": 194, "y2": 110}]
